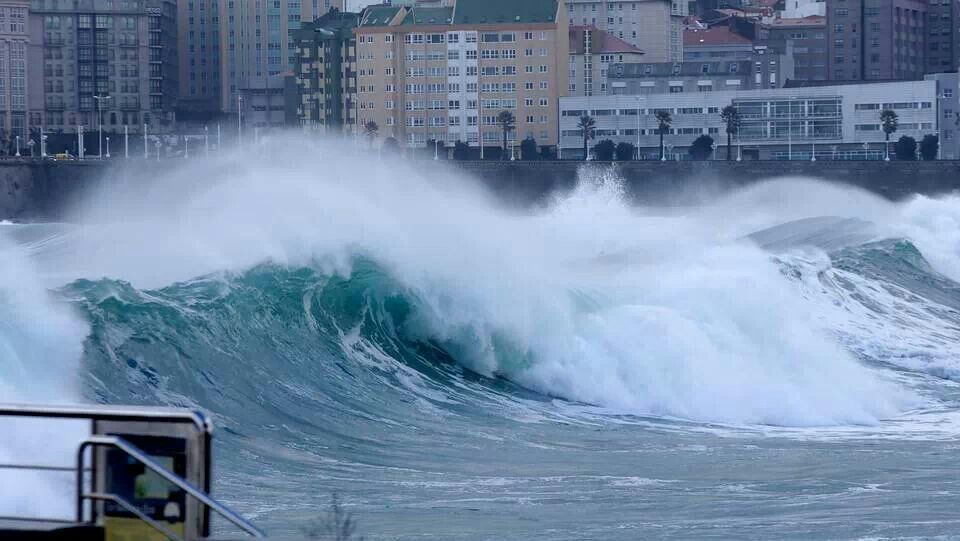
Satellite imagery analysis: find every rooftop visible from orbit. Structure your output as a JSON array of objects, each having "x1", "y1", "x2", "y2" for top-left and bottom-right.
[
  {"x1": 451, "y1": 0, "x2": 558, "y2": 25},
  {"x1": 765, "y1": 15, "x2": 826, "y2": 27},
  {"x1": 684, "y1": 27, "x2": 753, "y2": 47},
  {"x1": 569, "y1": 25, "x2": 644, "y2": 55},
  {"x1": 358, "y1": 5, "x2": 402, "y2": 27},
  {"x1": 400, "y1": 6, "x2": 453, "y2": 25}
]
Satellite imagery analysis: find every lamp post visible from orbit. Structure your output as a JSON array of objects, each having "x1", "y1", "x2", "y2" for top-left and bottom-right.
[
  {"x1": 736, "y1": 125, "x2": 742, "y2": 162},
  {"x1": 105, "y1": 136, "x2": 110, "y2": 158},
  {"x1": 155, "y1": 138, "x2": 161, "y2": 161},
  {"x1": 862, "y1": 141, "x2": 870, "y2": 161},
  {"x1": 636, "y1": 98, "x2": 641, "y2": 160},
  {"x1": 434, "y1": 138, "x2": 439, "y2": 160},
  {"x1": 143, "y1": 123, "x2": 148, "y2": 159},
  {"x1": 237, "y1": 95, "x2": 244, "y2": 148},
  {"x1": 40, "y1": 127, "x2": 47, "y2": 158},
  {"x1": 26, "y1": 139, "x2": 34, "y2": 158},
  {"x1": 93, "y1": 94, "x2": 112, "y2": 159},
  {"x1": 124, "y1": 125, "x2": 129, "y2": 158},
  {"x1": 810, "y1": 139, "x2": 816, "y2": 161},
  {"x1": 184, "y1": 136, "x2": 189, "y2": 159},
  {"x1": 510, "y1": 140, "x2": 515, "y2": 161},
  {"x1": 14, "y1": 135, "x2": 20, "y2": 157}
]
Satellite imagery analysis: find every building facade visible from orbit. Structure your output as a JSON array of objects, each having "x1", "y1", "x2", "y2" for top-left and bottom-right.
[
  {"x1": 567, "y1": 25, "x2": 644, "y2": 96},
  {"x1": 559, "y1": 79, "x2": 943, "y2": 159},
  {"x1": 565, "y1": 0, "x2": 684, "y2": 62},
  {"x1": 924, "y1": 0, "x2": 957, "y2": 74},
  {"x1": 0, "y1": 0, "x2": 28, "y2": 146},
  {"x1": 826, "y1": 0, "x2": 926, "y2": 81},
  {"x1": 292, "y1": 8, "x2": 358, "y2": 131},
  {"x1": 218, "y1": 0, "x2": 343, "y2": 128},
  {"x1": 607, "y1": 44, "x2": 793, "y2": 94},
  {"x1": 763, "y1": 15, "x2": 827, "y2": 81},
  {"x1": 27, "y1": 0, "x2": 179, "y2": 144},
  {"x1": 354, "y1": 0, "x2": 568, "y2": 153}
]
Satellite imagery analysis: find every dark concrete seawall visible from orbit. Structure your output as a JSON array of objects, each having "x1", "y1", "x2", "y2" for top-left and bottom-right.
[{"x1": 2, "y1": 159, "x2": 959, "y2": 220}]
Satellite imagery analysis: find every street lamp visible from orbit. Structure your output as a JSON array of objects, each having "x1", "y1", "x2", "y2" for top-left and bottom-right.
[
  {"x1": 434, "y1": 139, "x2": 439, "y2": 161},
  {"x1": 105, "y1": 136, "x2": 110, "y2": 158},
  {"x1": 237, "y1": 95, "x2": 244, "y2": 148},
  {"x1": 40, "y1": 128, "x2": 47, "y2": 158},
  {"x1": 14, "y1": 135, "x2": 19, "y2": 157},
  {"x1": 93, "y1": 94, "x2": 112, "y2": 159},
  {"x1": 155, "y1": 138, "x2": 161, "y2": 162}
]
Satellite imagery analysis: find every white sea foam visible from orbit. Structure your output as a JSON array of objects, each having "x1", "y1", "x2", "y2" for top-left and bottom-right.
[
  {"x1": 0, "y1": 234, "x2": 88, "y2": 518},
  {"x1": 12, "y1": 135, "x2": 937, "y2": 427}
]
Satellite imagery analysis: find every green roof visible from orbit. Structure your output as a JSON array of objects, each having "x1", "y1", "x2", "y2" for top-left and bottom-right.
[
  {"x1": 452, "y1": 0, "x2": 557, "y2": 25},
  {"x1": 359, "y1": 5, "x2": 402, "y2": 27},
  {"x1": 400, "y1": 6, "x2": 453, "y2": 25}
]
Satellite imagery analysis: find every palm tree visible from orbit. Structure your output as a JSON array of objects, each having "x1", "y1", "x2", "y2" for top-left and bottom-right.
[
  {"x1": 363, "y1": 121, "x2": 379, "y2": 149},
  {"x1": 655, "y1": 110, "x2": 672, "y2": 160},
  {"x1": 719, "y1": 105, "x2": 740, "y2": 161},
  {"x1": 577, "y1": 115, "x2": 596, "y2": 160},
  {"x1": 497, "y1": 110, "x2": 515, "y2": 160},
  {"x1": 880, "y1": 109, "x2": 898, "y2": 161}
]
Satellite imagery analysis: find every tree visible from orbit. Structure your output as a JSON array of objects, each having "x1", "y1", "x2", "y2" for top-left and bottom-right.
[
  {"x1": 655, "y1": 110, "x2": 672, "y2": 160},
  {"x1": 497, "y1": 110, "x2": 515, "y2": 160},
  {"x1": 363, "y1": 121, "x2": 379, "y2": 149},
  {"x1": 894, "y1": 135, "x2": 917, "y2": 160},
  {"x1": 520, "y1": 136, "x2": 538, "y2": 160},
  {"x1": 615, "y1": 141, "x2": 636, "y2": 161},
  {"x1": 880, "y1": 109, "x2": 898, "y2": 160},
  {"x1": 720, "y1": 105, "x2": 740, "y2": 161},
  {"x1": 920, "y1": 134, "x2": 939, "y2": 160},
  {"x1": 592, "y1": 139, "x2": 616, "y2": 161},
  {"x1": 688, "y1": 134, "x2": 715, "y2": 160},
  {"x1": 382, "y1": 136, "x2": 399, "y2": 155},
  {"x1": 577, "y1": 115, "x2": 596, "y2": 160},
  {"x1": 452, "y1": 140, "x2": 470, "y2": 160}
]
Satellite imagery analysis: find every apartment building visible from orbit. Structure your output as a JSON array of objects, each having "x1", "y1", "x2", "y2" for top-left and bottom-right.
[
  {"x1": 0, "y1": 0, "x2": 28, "y2": 144},
  {"x1": 218, "y1": 0, "x2": 344, "y2": 128},
  {"x1": 567, "y1": 25, "x2": 644, "y2": 96},
  {"x1": 826, "y1": 0, "x2": 926, "y2": 81},
  {"x1": 607, "y1": 45, "x2": 794, "y2": 94},
  {"x1": 354, "y1": 0, "x2": 568, "y2": 153},
  {"x1": 292, "y1": 8, "x2": 358, "y2": 131},
  {"x1": 565, "y1": 0, "x2": 683, "y2": 62},
  {"x1": 27, "y1": 0, "x2": 179, "y2": 141},
  {"x1": 925, "y1": 0, "x2": 957, "y2": 73},
  {"x1": 560, "y1": 79, "x2": 942, "y2": 159},
  {"x1": 763, "y1": 15, "x2": 827, "y2": 81}
]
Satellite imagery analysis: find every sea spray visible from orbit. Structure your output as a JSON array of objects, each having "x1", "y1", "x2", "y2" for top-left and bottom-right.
[
  {"x1": 25, "y1": 136, "x2": 917, "y2": 426},
  {"x1": 0, "y1": 231, "x2": 88, "y2": 518}
]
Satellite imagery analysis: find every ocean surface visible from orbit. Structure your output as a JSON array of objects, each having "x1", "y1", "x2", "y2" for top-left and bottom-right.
[{"x1": 3, "y1": 144, "x2": 960, "y2": 539}]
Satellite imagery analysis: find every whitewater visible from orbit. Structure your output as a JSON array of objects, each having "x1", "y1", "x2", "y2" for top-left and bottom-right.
[{"x1": 3, "y1": 137, "x2": 960, "y2": 539}]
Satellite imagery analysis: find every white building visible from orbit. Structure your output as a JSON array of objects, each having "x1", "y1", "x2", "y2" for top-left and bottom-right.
[{"x1": 559, "y1": 79, "x2": 945, "y2": 159}]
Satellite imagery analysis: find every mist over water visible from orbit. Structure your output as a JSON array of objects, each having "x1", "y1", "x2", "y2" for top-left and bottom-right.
[{"x1": 3, "y1": 135, "x2": 960, "y2": 537}]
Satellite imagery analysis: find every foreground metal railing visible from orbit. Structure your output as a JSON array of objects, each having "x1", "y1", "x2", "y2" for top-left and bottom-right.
[{"x1": 76, "y1": 435, "x2": 265, "y2": 539}]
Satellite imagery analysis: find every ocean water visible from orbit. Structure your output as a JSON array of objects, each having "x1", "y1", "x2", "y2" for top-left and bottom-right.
[{"x1": 2, "y1": 140, "x2": 960, "y2": 539}]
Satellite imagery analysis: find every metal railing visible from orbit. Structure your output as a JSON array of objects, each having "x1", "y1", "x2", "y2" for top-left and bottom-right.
[{"x1": 76, "y1": 435, "x2": 265, "y2": 539}]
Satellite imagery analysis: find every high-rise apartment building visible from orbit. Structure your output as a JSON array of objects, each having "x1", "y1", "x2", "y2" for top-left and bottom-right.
[
  {"x1": 354, "y1": 0, "x2": 568, "y2": 153},
  {"x1": 0, "y1": 0, "x2": 29, "y2": 145},
  {"x1": 925, "y1": 0, "x2": 956, "y2": 73},
  {"x1": 565, "y1": 0, "x2": 684, "y2": 62},
  {"x1": 291, "y1": 8, "x2": 358, "y2": 131},
  {"x1": 218, "y1": 0, "x2": 343, "y2": 128},
  {"x1": 826, "y1": 0, "x2": 926, "y2": 81},
  {"x1": 27, "y1": 0, "x2": 179, "y2": 143}
]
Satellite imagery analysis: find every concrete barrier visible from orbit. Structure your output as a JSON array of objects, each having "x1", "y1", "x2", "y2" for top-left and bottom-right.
[{"x1": 2, "y1": 159, "x2": 959, "y2": 220}]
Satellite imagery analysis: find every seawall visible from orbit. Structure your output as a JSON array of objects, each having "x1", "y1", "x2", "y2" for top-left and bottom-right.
[{"x1": 2, "y1": 159, "x2": 959, "y2": 220}]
